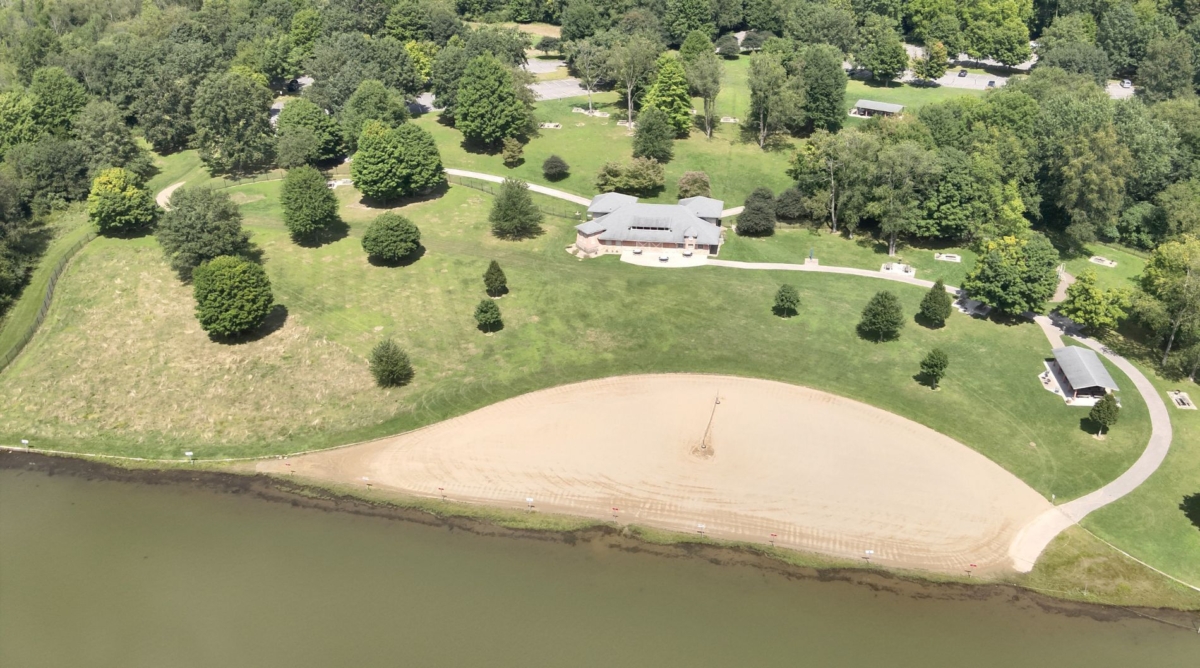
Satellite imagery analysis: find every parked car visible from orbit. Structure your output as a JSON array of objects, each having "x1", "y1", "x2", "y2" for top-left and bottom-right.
[
  {"x1": 957, "y1": 69, "x2": 968, "y2": 77},
  {"x1": 285, "y1": 79, "x2": 301, "y2": 92},
  {"x1": 1121, "y1": 79, "x2": 1132, "y2": 88},
  {"x1": 987, "y1": 80, "x2": 996, "y2": 87}
]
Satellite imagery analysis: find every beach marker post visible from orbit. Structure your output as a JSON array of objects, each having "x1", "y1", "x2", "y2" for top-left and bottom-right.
[
  {"x1": 697, "y1": 523, "x2": 706, "y2": 535},
  {"x1": 611, "y1": 506, "x2": 619, "y2": 519},
  {"x1": 184, "y1": 451, "x2": 194, "y2": 464},
  {"x1": 863, "y1": 549, "x2": 874, "y2": 564},
  {"x1": 438, "y1": 487, "x2": 446, "y2": 501},
  {"x1": 770, "y1": 533, "x2": 777, "y2": 547},
  {"x1": 967, "y1": 563, "x2": 976, "y2": 578},
  {"x1": 526, "y1": 497, "x2": 534, "y2": 513},
  {"x1": 362, "y1": 476, "x2": 371, "y2": 490}
]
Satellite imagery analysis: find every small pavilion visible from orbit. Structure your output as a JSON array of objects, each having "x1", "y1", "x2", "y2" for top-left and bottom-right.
[
  {"x1": 852, "y1": 100, "x2": 904, "y2": 118},
  {"x1": 1051, "y1": 347, "x2": 1119, "y2": 401}
]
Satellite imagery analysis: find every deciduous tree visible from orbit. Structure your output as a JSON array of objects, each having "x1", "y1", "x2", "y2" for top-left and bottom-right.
[
  {"x1": 736, "y1": 187, "x2": 776, "y2": 236},
  {"x1": 87, "y1": 167, "x2": 158, "y2": 237},
  {"x1": 1141, "y1": 236, "x2": 1200, "y2": 364},
  {"x1": 858, "y1": 290, "x2": 905, "y2": 341},
  {"x1": 192, "y1": 256, "x2": 275, "y2": 338},
  {"x1": 29, "y1": 66, "x2": 88, "y2": 135},
  {"x1": 362, "y1": 212, "x2": 421, "y2": 262},
  {"x1": 677, "y1": 171, "x2": 711, "y2": 198},
  {"x1": 456, "y1": 54, "x2": 530, "y2": 147},
  {"x1": 919, "y1": 348, "x2": 950, "y2": 388},
  {"x1": 748, "y1": 53, "x2": 799, "y2": 148},
  {"x1": 340, "y1": 79, "x2": 410, "y2": 152},
  {"x1": 1089, "y1": 393, "x2": 1119, "y2": 436},
  {"x1": 609, "y1": 34, "x2": 662, "y2": 124},
  {"x1": 799, "y1": 44, "x2": 848, "y2": 133},
  {"x1": 773, "y1": 284, "x2": 800, "y2": 317},
  {"x1": 1061, "y1": 269, "x2": 1131, "y2": 332},
  {"x1": 351, "y1": 121, "x2": 445, "y2": 201},
  {"x1": 686, "y1": 52, "x2": 723, "y2": 138},
  {"x1": 543, "y1": 155, "x2": 570, "y2": 180},
  {"x1": 854, "y1": 16, "x2": 908, "y2": 83},
  {"x1": 277, "y1": 99, "x2": 343, "y2": 163},
  {"x1": 281, "y1": 166, "x2": 340, "y2": 242},
  {"x1": 157, "y1": 188, "x2": 254, "y2": 280},
  {"x1": 632, "y1": 107, "x2": 675, "y2": 163},
  {"x1": 919, "y1": 279, "x2": 954, "y2": 327},
  {"x1": 192, "y1": 71, "x2": 275, "y2": 175},
  {"x1": 962, "y1": 233, "x2": 1060, "y2": 315}
]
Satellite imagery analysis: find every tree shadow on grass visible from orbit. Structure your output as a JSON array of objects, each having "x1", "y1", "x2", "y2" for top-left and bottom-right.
[
  {"x1": 478, "y1": 320, "x2": 505, "y2": 334},
  {"x1": 209, "y1": 304, "x2": 289, "y2": 345},
  {"x1": 293, "y1": 217, "x2": 350, "y2": 248},
  {"x1": 914, "y1": 312, "x2": 946, "y2": 330},
  {"x1": 368, "y1": 245, "x2": 426, "y2": 268},
  {"x1": 357, "y1": 182, "x2": 450, "y2": 211},
  {"x1": 461, "y1": 137, "x2": 502, "y2": 156},
  {"x1": 1181, "y1": 493, "x2": 1200, "y2": 532},
  {"x1": 911, "y1": 372, "x2": 938, "y2": 389},
  {"x1": 1078, "y1": 416, "x2": 1102, "y2": 436}
]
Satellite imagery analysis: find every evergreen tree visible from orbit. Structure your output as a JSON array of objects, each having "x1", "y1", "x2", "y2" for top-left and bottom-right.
[
  {"x1": 775, "y1": 188, "x2": 806, "y2": 221},
  {"x1": 919, "y1": 348, "x2": 950, "y2": 389},
  {"x1": 542, "y1": 155, "x2": 570, "y2": 181},
  {"x1": 474, "y1": 298, "x2": 503, "y2": 332},
  {"x1": 715, "y1": 34, "x2": 740, "y2": 58},
  {"x1": 665, "y1": 0, "x2": 716, "y2": 45},
  {"x1": 858, "y1": 290, "x2": 905, "y2": 341},
  {"x1": 456, "y1": 54, "x2": 529, "y2": 147},
  {"x1": 773, "y1": 284, "x2": 800, "y2": 317},
  {"x1": 489, "y1": 178, "x2": 543, "y2": 239},
  {"x1": 281, "y1": 166, "x2": 340, "y2": 243},
  {"x1": 484, "y1": 260, "x2": 508, "y2": 296},
  {"x1": 276, "y1": 99, "x2": 343, "y2": 163},
  {"x1": 680, "y1": 31, "x2": 714, "y2": 63},
  {"x1": 1089, "y1": 393, "x2": 1120, "y2": 436},
  {"x1": 192, "y1": 256, "x2": 275, "y2": 338},
  {"x1": 370, "y1": 338, "x2": 415, "y2": 387},
  {"x1": 87, "y1": 168, "x2": 158, "y2": 237},
  {"x1": 362, "y1": 213, "x2": 421, "y2": 263},
  {"x1": 919, "y1": 279, "x2": 954, "y2": 328},
  {"x1": 643, "y1": 55, "x2": 693, "y2": 136},
  {"x1": 502, "y1": 137, "x2": 524, "y2": 167},
  {"x1": 632, "y1": 107, "x2": 675, "y2": 163},
  {"x1": 157, "y1": 188, "x2": 254, "y2": 280}
]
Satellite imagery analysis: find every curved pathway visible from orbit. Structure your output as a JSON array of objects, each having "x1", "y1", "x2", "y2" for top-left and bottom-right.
[
  {"x1": 155, "y1": 181, "x2": 185, "y2": 210},
  {"x1": 704, "y1": 257, "x2": 1173, "y2": 573},
  {"x1": 446, "y1": 168, "x2": 591, "y2": 206}
]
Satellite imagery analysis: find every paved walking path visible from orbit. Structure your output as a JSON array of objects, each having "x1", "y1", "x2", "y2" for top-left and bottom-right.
[
  {"x1": 155, "y1": 181, "x2": 185, "y2": 210},
  {"x1": 704, "y1": 256, "x2": 1174, "y2": 573},
  {"x1": 445, "y1": 168, "x2": 592, "y2": 206}
]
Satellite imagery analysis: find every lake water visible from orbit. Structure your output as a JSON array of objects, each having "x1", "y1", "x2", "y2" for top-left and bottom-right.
[{"x1": 1, "y1": 467, "x2": 1196, "y2": 667}]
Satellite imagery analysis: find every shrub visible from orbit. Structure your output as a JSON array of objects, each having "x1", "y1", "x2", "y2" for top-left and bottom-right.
[
  {"x1": 502, "y1": 137, "x2": 524, "y2": 167},
  {"x1": 281, "y1": 165, "x2": 339, "y2": 242},
  {"x1": 677, "y1": 171, "x2": 711, "y2": 198},
  {"x1": 484, "y1": 260, "x2": 507, "y2": 296},
  {"x1": 474, "y1": 298, "x2": 502, "y2": 332},
  {"x1": 919, "y1": 348, "x2": 949, "y2": 388},
  {"x1": 736, "y1": 187, "x2": 776, "y2": 237},
  {"x1": 775, "y1": 188, "x2": 806, "y2": 221},
  {"x1": 157, "y1": 187, "x2": 253, "y2": 280},
  {"x1": 542, "y1": 155, "x2": 570, "y2": 181},
  {"x1": 632, "y1": 106, "x2": 675, "y2": 163},
  {"x1": 919, "y1": 279, "x2": 954, "y2": 328},
  {"x1": 370, "y1": 338, "x2": 414, "y2": 387},
  {"x1": 362, "y1": 213, "x2": 421, "y2": 262},
  {"x1": 773, "y1": 284, "x2": 800, "y2": 317},
  {"x1": 489, "y1": 178, "x2": 543, "y2": 239},
  {"x1": 192, "y1": 256, "x2": 274, "y2": 337},
  {"x1": 741, "y1": 31, "x2": 767, "y2": 51},
  {"x1": 595, "y1": 158, "x2": 664, "y2": 196},
  {"x1": 88, "y1": 167, "x2": 158, "y2": 236},
  {"x1": 715, "y1": 34, "x2": 740, "y2": 58},
  {"x1": 1089, "y1": 393, "x2": 1120, "y2": 435},
  {"x1": 858, "y1": 291, "x2": 904, "y2": 341},
  {"x1": 536, "y1": 36, "x2": 561, "y2": 55}
]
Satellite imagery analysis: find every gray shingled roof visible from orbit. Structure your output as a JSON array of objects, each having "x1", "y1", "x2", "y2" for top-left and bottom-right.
[
  {"x1": 1053, "y1": 347, "x2": 1119, "y2": 391},
  {"x1": 678, "y1": 196, "x2": 725, "y2": 219},
  {"x1": 575, "y1": 203, "x2": 722, "y2": 246},
  {"x1": 855, "y1": 99, "x2": 904, "y2": 114},
  {"x1": 587, "y1": 192, "x2": 639, "y2": 216}
]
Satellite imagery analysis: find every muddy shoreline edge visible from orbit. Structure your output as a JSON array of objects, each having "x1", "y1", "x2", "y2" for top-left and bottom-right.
[{"x1": 4, "y1": 449, "x2": 1198, "y2": 629}]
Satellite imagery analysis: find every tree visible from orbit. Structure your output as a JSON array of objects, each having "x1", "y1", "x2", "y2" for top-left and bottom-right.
[
  {"x1": 351, "y1": 121, "x2": 445, "y2": 201},
  {"x1": 1041, "y1": 42, "x2": 1111, "y2": 86},
  {"x1": 775, "y1": 188, "x2": 807, "y2": 221},
  {"x1": 29, "y1": 67, "x2": 88, "y2": 135},
  {"x1": 561, "y1": 0, "x2": 603, "y2": 42},
  {"x1": 362, "y1": 213, "x2": 421, "y2": 262},
  {"x1": 157, "y1": 188, "x2": 254, "y2": 280},
  {"x1": 304, "y1": 33, "x2": 420, "y2": 114},
  {"x1": 490, "y1": 178, "x2": 543, "y2": 239},
  {"x1": 868, "y1": 141, "x2": 940, "y2": 256},
  {"x1": 643, "y1": 55, "x2": 693, "y2": 136},
  {"x1": 665, "y1": 0, "x2": 715, "y2": 44},
  {"x1": 4, "y1": 136, "x2": 89, "y2": 208},
  {"x1": 773, "y1": 284, "x2": 800, "y2": 317},
  {"x1": 1097, "y1": 2, "x2": 1147, "y2": 74},
  {"x1": 570, "y1": 39, "x2": 608, "y2": 114},
  {"x1": 430, "y1": 44, "x2": 469, "y2": 122},
  {"x1": 715, "y1": 34, "x2": 741, "y2": 58},
  {"x1": 748, "y1": 53, "x2": 799, "y2": 148},
  {"x1": 789, "y1": 129, "x2": 879, "y2": 234},
  {"x1": 963, "y1": 234, "x2": 1060, "y2": 315},
  {"x1": 594, "y1": 158, "x2": 665, "y2": 195},
  {"x1": 855, "y1": 15, "x2": 909, "y2": 83},
  {"x1": 737, "y1": 187, "x2": 776, "y2": 236},
  {"x1": 192, "y1": 71, "x2": 275, "y2": 175},
  {"x1": 1157, "y1": 179, "x2": 1200, "y2": 238},
  {"x1": 88, "y1": 168, "x2": 158, "y2": 237},
  {"x1": 1141, "y1": 236, "x2": 1200, "y2": 364},
  {"x1": 277, "y1": 99, "x2": 343, "y2": 163},
  {"x1": 858, "y1": 291, "x2": 905, "y2": 341},
  {"x1": 502, "y1": 138, "x2": 524, "y2": 167},
  {"x1": 686, "y1": 52, "x2": 723, "y2": 138},
  {"x1": 680, "y1": 31, "x2": 714, "y2": 63},
  {"x1": 1139, "y1": 34, "x2": 1196, "y2": 103},
  {"x1": 340, "y1": 79, "x2": 410, "y2": 152},
  {"x1": 799, "y1": 44, "x2": 848, "y2": 133},
  {"x1": 537, "y1": 37, "x2": 562, "y2": 56},
  {"x1": 911, "y1": 42, "x2": 950, "y2": 82},
  {"x1": 632, "y1": 107, "x2": 675, "y2": 163},
  {"x1": 919, "y1": 279, "x2": 954, "y2": 328},
  {"x1": 281, "y1": 166, "x2": 340, "y2": 243},
  {"x1": 72, "y1": 100, "x2": 153, "y2": 180},
  {"x1": 456, "y1": 55, "x2": 529, "y2": 147},
  {"x1": 543, "y1": 155, "x2": 570, "y2": 181},
  {"x1": 0, "y1": 92, "x2": 41, "y2": 160},
  {"x1": 484, "y1": 260, "x2": 508, "y2": 296},
  {"x1": 474, "y1": 298, "x2": 503, "y2": 332},
  {"x1": 609, "y1": 34, "x2": 662, "y2": 124},
  {"x1": 192, "y1": 256, "x2": 275, "y2": 338},
  {"x1": 1089, "y1": 393, "x2": 1120, "y2": 436},
  {"x1": 1060, "y1": 269, "x2": 1131, "y2": 333},
  {"x1": 1055, "y1": 127, "x2": 1132, "y2": 247},
  {"x1": 919, "y1": 348, "x2": 950, "y2": 388},
  {"x1": 370, "y1": 338, "x2": 415, "y2": 387},
  {"x1": 14, "y1": 27, "x2": 60, "y2": 85},
  {"x1": 677, "y1": 171, "x2": 711, "y2": 198}
]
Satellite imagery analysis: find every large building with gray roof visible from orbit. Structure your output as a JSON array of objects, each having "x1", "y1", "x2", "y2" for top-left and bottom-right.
[{"x1": 574, "y1": 194, "x2": 725, "y2": 257}]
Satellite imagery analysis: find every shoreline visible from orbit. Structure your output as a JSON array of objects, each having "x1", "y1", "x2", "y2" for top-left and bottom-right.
[{"x1": 3, "y1": 449, "x2": 1198, "y2": 622}]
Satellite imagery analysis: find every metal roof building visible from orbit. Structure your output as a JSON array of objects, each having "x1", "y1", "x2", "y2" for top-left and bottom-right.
[
  {"x1": 1052, "y1": 347, "x2": 1118, "y2": 394},
  {"x1": 586, "y1": 192, "x2": 638, "y2": 218},
  {"x1": 678, "y1": 196, "x2": 724, "y2": 222},
  {"x1": 853, "y1": 99, "x2": 905, "y2": 117},
  {"x1": 578, "y1": 203, "x2": 722, "y2": 247}
]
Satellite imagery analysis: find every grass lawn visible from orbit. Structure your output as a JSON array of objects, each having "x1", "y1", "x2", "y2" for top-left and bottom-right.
[
  {"x1": 1063, "y1": 243, "x2": 1146, "y2": 293},
  {"x1": 843, "y1": 80, "x2": 985, "y2": 127}
]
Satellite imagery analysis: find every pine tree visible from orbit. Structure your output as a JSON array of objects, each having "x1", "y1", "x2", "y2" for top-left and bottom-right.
[
  {"x1": 502, "y1": 137, "x2": 523, "y2": 167},
  {"x1": 489, "y1": 178, "x2": 544, "y2": 239},
  {"x1": 1089, "y1": 393, "x2": 1120, "y2": 436},
  {"x1": 919, "y1": 348, "x2": 950, "y2": 389},
  {"x1": 773, "y1": 284, "x2": 800, "y2": 317},
  {"x1": 919, "y1": 279, "x2": 954, "y2": 328},
  {"x1": 370, "y1": 339, "x2": 415, "y2": 387},
  {"x1": 642, "y1": 55, "x2": 693, "y2": 136},
  {"x1": 474, "y1": 299, "x2": 503, "y2": 332},
  {"x1": 858, "y1": 291, "x2": 905, "y2": 342},
  {"x1": 484, "y1": 260, "x2": 508, "y2": 296}
]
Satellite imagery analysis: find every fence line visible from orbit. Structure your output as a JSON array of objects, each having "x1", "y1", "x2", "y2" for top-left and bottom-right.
[
  {"x1": 0, "y1": 231, "x2": 97, "y2": 373},
  {"x1": 445, "y1": 174, "x2": 582, "y2": 220}
]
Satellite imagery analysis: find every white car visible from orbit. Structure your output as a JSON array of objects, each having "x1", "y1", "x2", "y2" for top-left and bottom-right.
[{"x1": 1121, "y1": 79, "x2": 1132, "y2": 88}]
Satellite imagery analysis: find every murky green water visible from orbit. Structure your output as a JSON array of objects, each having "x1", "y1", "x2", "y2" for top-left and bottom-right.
[{"x1": 1, "y1": 469, "x2": 1196, "y2": 667}]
